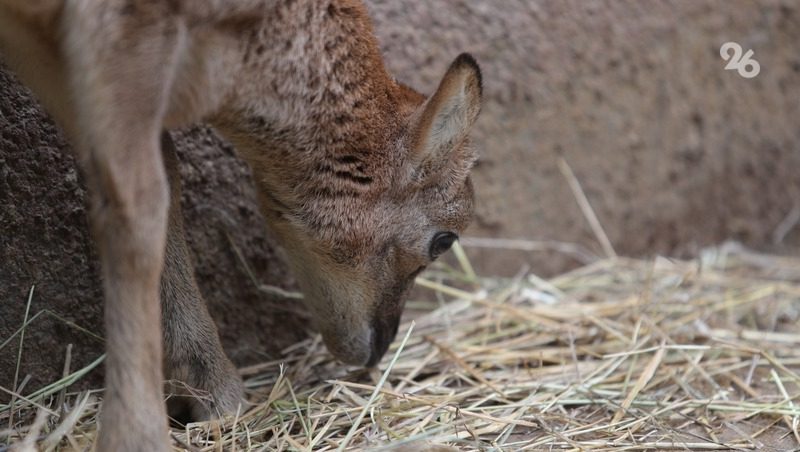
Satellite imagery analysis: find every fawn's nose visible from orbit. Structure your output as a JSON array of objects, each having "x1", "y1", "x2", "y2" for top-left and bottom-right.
[{"x1": 366, "y1": 314, "x2": 401, "y2": 367}]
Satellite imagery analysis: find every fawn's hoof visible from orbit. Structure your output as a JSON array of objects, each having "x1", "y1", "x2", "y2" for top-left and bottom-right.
[
  {"x1": 99, "y1": 393, "x2": 171, "y2": 452},
  {"x1": 166, "y1": 360, "x2": 246, "y2": 424}
]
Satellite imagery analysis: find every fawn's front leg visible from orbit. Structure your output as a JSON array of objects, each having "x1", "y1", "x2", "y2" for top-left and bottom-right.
[
  {"x1": 62, "y1": 4, "x2": 185, "y2": 450},
  {"x1": 160, "y1": 132, "x2": 245, "y2": 421}
]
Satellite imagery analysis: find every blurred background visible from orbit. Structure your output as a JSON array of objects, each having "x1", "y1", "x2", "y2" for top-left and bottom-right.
[{"x1": 1, "y1": 0, "x2": 798, "y2": 393}]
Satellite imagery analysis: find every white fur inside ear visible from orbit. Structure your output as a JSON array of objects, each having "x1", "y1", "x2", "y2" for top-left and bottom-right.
[
  {"x1": 415, "y1": 79, "x2": 478, "y2": 170},
  {"x1": 426, "y1": 85, "x2": 469, "y2": 153},
  {"x1": 409, "y1": 54, "x2": 481, "y2": 179}
]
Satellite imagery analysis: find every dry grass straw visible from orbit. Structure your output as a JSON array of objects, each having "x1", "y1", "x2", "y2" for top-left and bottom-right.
[{"x1": 2, "y1": 241, "x2": 800, "y2": 450}]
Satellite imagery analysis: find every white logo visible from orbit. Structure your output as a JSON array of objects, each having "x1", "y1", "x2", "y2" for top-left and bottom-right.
[{"x1": 720, "y1": 42, "x2": 760, "y2": 79}]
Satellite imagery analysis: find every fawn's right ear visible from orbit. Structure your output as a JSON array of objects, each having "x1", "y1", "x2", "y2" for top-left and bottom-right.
[{"x1": 408, "y1": 53, "x2": 482, "y2": 177}]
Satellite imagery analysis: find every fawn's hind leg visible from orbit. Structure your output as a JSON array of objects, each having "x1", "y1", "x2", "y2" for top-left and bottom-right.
[
  {"x1": 160, "y1": 132, "x2": 245, "y2": 422},
  {"x1": 62, "y1": 4, "x2": 185, "y2": 451}
]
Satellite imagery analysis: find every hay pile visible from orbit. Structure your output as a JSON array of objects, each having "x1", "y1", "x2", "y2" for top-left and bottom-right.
[{"x1": 2, "y1": 242, "x2": 799, "y2": 451}]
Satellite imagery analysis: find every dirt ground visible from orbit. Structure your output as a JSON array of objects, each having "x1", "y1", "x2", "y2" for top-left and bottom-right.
[{"x1": 2, "y1": 0, "x2": 799, "y2": 394}]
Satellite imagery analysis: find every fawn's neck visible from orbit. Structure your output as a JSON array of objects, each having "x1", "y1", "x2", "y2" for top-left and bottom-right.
[
  {"x1": 209, "y1": 0, "x2": 417, "y2": 211},
  {"x1": 212, "y1": 0, "x2": 405, "y2": 158}
]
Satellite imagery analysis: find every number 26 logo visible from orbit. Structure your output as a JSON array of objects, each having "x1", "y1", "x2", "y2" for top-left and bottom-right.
[{"x1": 720, "y1": 42, "x2": 760, "y2": 79}]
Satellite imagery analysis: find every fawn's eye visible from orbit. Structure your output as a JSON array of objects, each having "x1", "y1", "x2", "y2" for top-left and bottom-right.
[{"x1": 429, "y1": 232, "x2": 458, "y2": 260}]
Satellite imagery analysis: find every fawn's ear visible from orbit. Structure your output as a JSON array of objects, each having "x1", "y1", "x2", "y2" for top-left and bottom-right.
[{"x1": 409, "y1": 53, "x2": 482, "y2": 175}]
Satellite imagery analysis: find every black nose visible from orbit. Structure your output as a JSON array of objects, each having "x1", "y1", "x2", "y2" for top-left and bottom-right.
[{"x1": 365, "y1": 316, "x2": 400, "y2": 367}]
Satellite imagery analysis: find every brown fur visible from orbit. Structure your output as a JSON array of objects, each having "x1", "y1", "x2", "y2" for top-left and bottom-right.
[{"x1": 0, "y1": 0, "x2": 481, "y2": 450}]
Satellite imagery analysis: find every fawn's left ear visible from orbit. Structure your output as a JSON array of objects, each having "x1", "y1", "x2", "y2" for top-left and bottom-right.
[{"x1": 409, "y1": 53, "x2": 482, "y2": 175}]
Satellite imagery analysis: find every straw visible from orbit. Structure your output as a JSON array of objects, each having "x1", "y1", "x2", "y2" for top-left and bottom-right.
[{"x1": 2, "y1": 244, "x2": 799, "y2": 450}]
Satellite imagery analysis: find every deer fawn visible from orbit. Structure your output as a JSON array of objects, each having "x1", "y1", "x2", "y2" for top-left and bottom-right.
[{"x1": 0, "y1": 0, "x2": 482, "y2": 450}]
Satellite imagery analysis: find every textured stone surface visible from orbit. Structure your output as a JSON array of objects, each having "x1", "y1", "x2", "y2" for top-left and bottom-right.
[
  {"x1": 0, "y1": 69, "x2": 307, "y2": 396},
  {"x1": 2, "y1": 0, "x2": 799, "y2": 391}
]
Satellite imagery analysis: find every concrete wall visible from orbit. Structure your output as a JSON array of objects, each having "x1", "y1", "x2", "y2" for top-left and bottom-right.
[{"x1": 370, "y1": 0, "x2": 800, "y2": 274}]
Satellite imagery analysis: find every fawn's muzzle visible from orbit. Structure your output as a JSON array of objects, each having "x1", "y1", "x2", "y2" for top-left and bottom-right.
[{"x1": 366, "y1": 313, "x2": 401, "y2": 367}]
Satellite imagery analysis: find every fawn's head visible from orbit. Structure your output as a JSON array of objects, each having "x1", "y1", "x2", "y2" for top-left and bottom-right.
[{"x1": 248, "y1": 54, "x2": 482, "y2": 366}]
